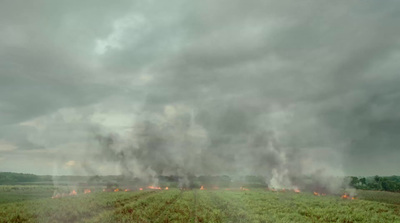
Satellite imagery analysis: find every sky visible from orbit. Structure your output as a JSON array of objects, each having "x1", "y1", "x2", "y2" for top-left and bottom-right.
[{"x1": 0, "y1": 0, "x2": 399, "y2": 177}]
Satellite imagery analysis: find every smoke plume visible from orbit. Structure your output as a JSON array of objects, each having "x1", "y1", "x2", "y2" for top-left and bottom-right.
[{"x1": 83, "y1": 103, "x2": 346, "y2": 192}]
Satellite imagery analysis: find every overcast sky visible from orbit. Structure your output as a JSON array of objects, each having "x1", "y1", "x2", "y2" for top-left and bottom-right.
[{"x1": 1, "y1": 0, "x2": 399, "y2": 177}]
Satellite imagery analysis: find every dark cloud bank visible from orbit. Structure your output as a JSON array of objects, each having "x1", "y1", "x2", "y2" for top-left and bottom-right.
[{"x1": 1, "y1": 0, "x2": 400, "y2": 190}]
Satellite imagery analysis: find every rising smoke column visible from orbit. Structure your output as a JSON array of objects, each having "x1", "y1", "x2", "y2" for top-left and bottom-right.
[
  {"x1": 88, "y1": 103, "x2": 346, "y2": 192},
  {"x1": 91, "y1": 105, "x2": 209, "y2": 185}
]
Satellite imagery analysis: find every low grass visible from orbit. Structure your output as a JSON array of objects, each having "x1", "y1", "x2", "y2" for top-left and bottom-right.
[{"x1": 0, "y1": 186, "x2": 399, "y2": 223}]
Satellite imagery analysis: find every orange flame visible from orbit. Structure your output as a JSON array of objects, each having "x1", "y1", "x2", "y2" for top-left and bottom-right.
[
  {"x1": 125, "y1": 189, "x2": 130, "y2": 192},
  {"x1": 341, "y1": 194, "x2": 355, "y2": 200},
  {"x1": 70, "y1": 190, "x2": 77, "y2": 196},
  {"x1": 114, "y1": 188, "x2": 119, "y2": 192},
  {"x1": 139, "y1": 188, "x2": 143, "y2": 191},
  {"x1": 313, "y1": 192, "x2": 320, "y2": 196},
  {"x1": 165, "y1": 187, "x2": 168, "y2": 190},
  {"x1": 240, "y1": 187, "x2": 249, "y2": 191},
  {"x1": 200, "y1": 186, "x2": 204, "y2": 190},
  {"x1": 147, "y1": 186, "x2": 161, "y2": 190},
  {"x1": 294, "y1": 189, "x2": 300, "y2": 193},
  {"x1": 84, "y1": 189, "x2": 91, "y2": 194}
]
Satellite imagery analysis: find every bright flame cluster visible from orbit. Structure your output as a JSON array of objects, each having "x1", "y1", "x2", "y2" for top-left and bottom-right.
[{"x1": 341, "y1": 193, "x2": 356, "y2": 200}]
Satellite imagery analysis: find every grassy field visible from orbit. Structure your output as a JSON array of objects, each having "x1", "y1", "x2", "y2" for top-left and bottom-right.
[{"x1": 0, "y1": 186, "x2": 400, "y2": 223}]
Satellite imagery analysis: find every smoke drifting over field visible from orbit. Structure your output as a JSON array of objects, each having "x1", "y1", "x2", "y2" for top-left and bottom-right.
[
  {"x1": 87, "y1": 103, "x2": 345, "y2": 192},
  {"x1": 1, "y1": 0, "x2": 400, "y2": 186}
]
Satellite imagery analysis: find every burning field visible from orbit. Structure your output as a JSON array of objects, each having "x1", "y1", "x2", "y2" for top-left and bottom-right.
[
  {"x1": 1, "y1": 185, "x2": 400, "y2": 223},
  {"x1": 1, "y1": 0, "x2": 400, "y2": 222}
]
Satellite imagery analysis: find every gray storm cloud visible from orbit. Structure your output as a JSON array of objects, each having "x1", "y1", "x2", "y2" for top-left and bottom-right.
[{"x1": 0, "y1": 0, "x2": 400, "y2": 180}]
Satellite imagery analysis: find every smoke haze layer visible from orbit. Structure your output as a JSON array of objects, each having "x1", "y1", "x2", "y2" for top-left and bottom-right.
[
  {"x1": 85, "y1": 103, "x2": 345, "y2": 192},
  {"x1": 0, "y1": 0, "x2": 399, "y2": 182}
]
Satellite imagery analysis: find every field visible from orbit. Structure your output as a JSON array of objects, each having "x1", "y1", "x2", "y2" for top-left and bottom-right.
[{"x1": 1, "y1": 186, "x2": 400, "y2": 223}]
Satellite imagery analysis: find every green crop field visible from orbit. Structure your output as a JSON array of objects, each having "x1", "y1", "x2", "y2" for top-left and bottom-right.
[{"x1": 0, "y1": 186, "x2": 400, "y2": 223}]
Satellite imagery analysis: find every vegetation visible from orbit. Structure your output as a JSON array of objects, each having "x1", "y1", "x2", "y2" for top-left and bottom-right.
[
  {"x1": 349, "y1": 176, "x2": 400, "y2": 192},
  {"x1": 0, "y1": 173, "x2": 51, "y2": 185},
  {"x1": 1, "y1": 186, "x2": 400, "y2": 223},
  {"x1": 1, "y1": 172, "x2": 399, "y2": 222},
  {"x1": 357, "y1": 190, "x2": 400, "y2": 206},
  {"x1": 3, "y1": 172, "x2": 400, "y2": 193},
  {"x1": 0, "y1": 185, "x2": 55, "y2": 204}
]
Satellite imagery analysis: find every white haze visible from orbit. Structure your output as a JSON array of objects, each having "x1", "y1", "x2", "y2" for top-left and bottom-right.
[{"x1": 1, "y1": 0, "x2": 400, "y2": 192}]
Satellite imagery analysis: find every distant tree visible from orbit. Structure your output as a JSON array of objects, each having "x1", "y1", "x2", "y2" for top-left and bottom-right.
[
  {"x1": 381, "y1": 180, "x2": 395, "y2": 192},
  {"x1": 0, "y1": 172, "x2": 39, "y2": 184},
  {"x1": 350, "y1": 177, "x2": 359, "y2": 186},
  {"x1": 360, "y1": 177, "x2": 366, "y2": 185},
  {"x1": 218, "y1": 175, "x2": 231, "y2": 188},
  {"x1": 366, "y1": 181, "x2": 381, "y2": 190},
  {"x1": 88, "y1": 175, "x2": 101, "y2": 184},
  {"x1": 198, "y1": 175, "x2": 213, "y2": 185}
]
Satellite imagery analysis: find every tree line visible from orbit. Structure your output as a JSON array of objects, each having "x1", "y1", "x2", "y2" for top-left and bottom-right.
[
  {"x1": 2, "y1": 172, "x2": 400, "y2": 192},
  {"x1": 348, "y1": 175, "x2": 400, "y2": 192}
]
